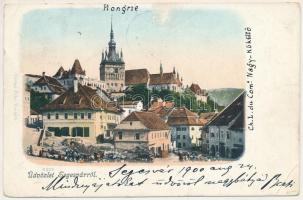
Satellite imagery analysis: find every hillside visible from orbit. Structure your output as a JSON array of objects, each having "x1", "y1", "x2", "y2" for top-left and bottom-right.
[{"x1": 207, "y1": 88, "x2": 245, "y2": 107}]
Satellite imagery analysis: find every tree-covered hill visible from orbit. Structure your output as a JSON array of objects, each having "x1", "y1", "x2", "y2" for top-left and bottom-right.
[
  {"x1": 207, "y1": 88, "x2": 245, "y2": 107},
  {"x1": 121, "y1": 84, "x2": 222, "y2": 114}
]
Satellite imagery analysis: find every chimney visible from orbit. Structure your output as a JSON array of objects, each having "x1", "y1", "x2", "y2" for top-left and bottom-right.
[{"x1": 74, "y1": 78, "x2": 78, "y2": 93}]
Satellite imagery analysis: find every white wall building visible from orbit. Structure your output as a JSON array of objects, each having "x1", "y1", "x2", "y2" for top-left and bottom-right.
[
  {"x1": 167, "y1": 107, "x2": 205, "y2": 150},
  {"x1": 41, "y1": 82, "x2": 121, "y2": 143},
  {"x1": 120, "y1": 101, "x2": 143, "y2": 120},
  {"x1": 202, "y1": 92, "x2": 245, "y2": 159}
]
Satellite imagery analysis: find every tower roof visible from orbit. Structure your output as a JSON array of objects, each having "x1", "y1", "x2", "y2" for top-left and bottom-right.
[{"x1": 71, "y1": 59, "x2": 86, "y2": 75}]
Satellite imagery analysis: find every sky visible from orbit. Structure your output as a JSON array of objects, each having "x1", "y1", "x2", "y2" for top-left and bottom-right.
[{"x1": 20, "y1": 6, "x2": 245, "y2": 89}]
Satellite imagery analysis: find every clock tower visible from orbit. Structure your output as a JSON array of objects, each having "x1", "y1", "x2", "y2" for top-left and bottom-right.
[{"x1": 100, "y1": 18, "x2": 125, "y2": 93}]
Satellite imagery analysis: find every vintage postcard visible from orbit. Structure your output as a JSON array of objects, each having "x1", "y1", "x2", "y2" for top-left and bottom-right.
[{"x1": 2, "y1": 0, "x2": 301, "y2": 197}]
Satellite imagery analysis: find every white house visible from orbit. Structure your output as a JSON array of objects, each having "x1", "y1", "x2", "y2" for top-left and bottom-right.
[
  {"x1": 120, "y1": 101, "x2": 143, "y2": 120},
  {"x1": 189, "y1": 83, "x2": 208, "y2": 103},
  {"x1": 114, "y1": 111, "x2": 171, "y2": 157},
  {"x1": 31, "y1": 72, "x2": 66, "y2": 101},
  {"x1": 167, "y1": 107, "x2": 205, "y2": 150},
  {"x1": 41, "y1": 81, "x2": 122, "y2": 143}
]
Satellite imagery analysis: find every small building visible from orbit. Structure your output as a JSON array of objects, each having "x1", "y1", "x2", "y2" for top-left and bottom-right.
[
  {"x1": 113, "y1": 111, "x2": 171, "y2": 157},
  {"x1": 27, "y1": 109, "x2": 42, "y2": 128},
  {"x1": 202, "y1": 91, "x2": 245, "y2": 159},
  {"x1": 53, "y1": 59, "x2": 106, "y2": 90},
  {"x1": 41, "y1": 81, "x2": 121, "y2": 143},
  {"x1": 167, "y1": 107, "x2": 205, "y2": 150},
  {"x1": 189, "y1": 83, "x2": 208, "y2": 103},
  {"x1": 31, "y1": 72, "x2": 66, "y2": 101},
  {"x1": 120, "y1": 101, "x2": 144, "y2": 120}
]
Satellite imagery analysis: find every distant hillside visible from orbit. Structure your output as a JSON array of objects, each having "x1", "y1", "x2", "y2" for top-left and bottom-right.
[{"x1": 207, "y1": 88, "x2": 244, "y2": 107}]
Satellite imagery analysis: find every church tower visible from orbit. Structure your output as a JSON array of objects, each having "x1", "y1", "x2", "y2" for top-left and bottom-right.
[{"x1": 100, "y1": 17, "x2": 125, "y2": 93}]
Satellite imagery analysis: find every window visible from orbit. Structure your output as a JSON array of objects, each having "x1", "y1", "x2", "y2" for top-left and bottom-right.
[
  {"x1": 84, "y1": 128, "x2": 89, "y2": 137},
  {"x1": 130, "y1": 122, "x2": 132, "y2": 126},
  {"x1": 55, "y1": 113, "x2": 59, "y2": 119},
  {"x1": 183, "y1": 135, "x2": 186, "y2": 139},
  {"x1": 81, "y1": 113, "x2": 84, "y2": 119},
  {"x1": 227, "y1": 133, "x2": 230, "y2": 139},
  {"x1": 87, "y1": 113, "x2": 91, "y2": 119},
  {"x1": 182, "y1": 127, "x2": 187, "y2": 131},
  {"x1": 211, "y1": 133, "x2": 215, "y2": 137},
  {"x1": 176, "y1": 127, "x2": 181, "y2": 131},
  {"x1": 115, "y1": 68, "x2": 118, "y2": 73},
  {"x1": 178, "y1": 143, "x2": 181, "y2": 148},
  {"x1": 239, "y1": 138, "x2": 243, "y2": 143},
  {"x1": 47, "y1": 113, "x2": 50, "y2": 119},
  {"x1": 118, "y1": 132, "x2": 122, "y2": 140},
  {"x1": 64, "y1": 113, "x2": 68, "y2": 119},
  {"x1": 183, "y1": 143, "x2": 186, "y2": 147},
  {"x1": 135, "y1": 133, "x2": 140, "y2": 140},
  {"x1": 177, "y1": 135, "x2": 180, "y2": 139},
  {"x1": 106, "y1": 130, "x2": 110, "y2": 137},
  {"x1": 191, "y1": 127, "x2": 195, "y2": 131},
  {"x1": 74, "y1": 113, "x2": 78, "y2": 119},
  {"x1": 72, "y1": 127, "x2": 83, "y2": 137}
]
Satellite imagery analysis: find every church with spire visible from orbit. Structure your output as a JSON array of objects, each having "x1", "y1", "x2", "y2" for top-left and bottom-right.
[{"x1": 99, "y1": 18, "x2": 125, "y2": 93}]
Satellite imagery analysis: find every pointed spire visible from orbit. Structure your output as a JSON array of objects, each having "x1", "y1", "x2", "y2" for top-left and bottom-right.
[
  {"x1": 120, "y1": 48, "x2": 123, "y2": 58},
  {"x1": 177, "y1": 72, "x2": 179, "y2": 79},
  {"x1": 173, "y1": 66, "x2": 176, "y2": 74},
  {"x1": 160, "y1": 61, "x2": 163, "y2": 75},
  {"x1": 110, "y1": 14, "x2": 114, "y2": 41}
]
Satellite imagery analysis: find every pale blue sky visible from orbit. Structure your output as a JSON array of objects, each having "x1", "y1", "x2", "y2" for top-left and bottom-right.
[{"x1": 21, "y1": 7, "x2": 245, "y2": 89}]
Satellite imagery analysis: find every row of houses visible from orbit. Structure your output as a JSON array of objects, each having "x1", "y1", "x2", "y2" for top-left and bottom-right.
[{"x1": 23, "y1": 19, "x2": 244, "y2": 159}]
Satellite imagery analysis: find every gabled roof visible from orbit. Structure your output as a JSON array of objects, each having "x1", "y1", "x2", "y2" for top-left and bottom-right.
[
  {"x1": 229, "y1": 111, "x2": 244, "y2": 130},
  {"x1": 150, "y1": 72, "x2": 182, "y2": 86},
  {"x1": 204, "y1": 91, "x2": 245, "y2": 127},
  {"x1": 42, "y1": 83, "x2": 119, "y2": 113},
  {"x1": 190, "y1": 83, "x2": 206, "y2": 95},
  {"x1": 70, "y1": 59, "x2": 86, "y2": 75},
  {"x1": 53, "y1": 66, "x2": 66, "y2": 77},
  {"x1": 32, "y1": 75, "x2": 66, "y2": 94},
  {"x1": 122, "y1": 111, "x2": 170, "y2": 130},
  {"x1": 125, "y1": 69, "x2": 149, "y2": 85},
  {"x1": 167, "y1": 107, "x2": 205, "y2": 126}
]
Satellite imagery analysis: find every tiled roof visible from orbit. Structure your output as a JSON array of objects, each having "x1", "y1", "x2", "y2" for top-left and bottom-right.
[
  {"x1": 200, "y1": 112, "x2": 217, "y2": 122},
  {"x1": 167, "y1": 107, "x2": 205, "y2": 126},
  {"x1": 33, "y1": 75, "x2": 66, "y2": 95},
  {"x1": 122, "y1": 111, "x2": 170, "y2": 130},
  {"x1": 70, "y1": 59, "x2": 86, "y2": 75},
  {"x1": 125, "y1": 69, "x2": 149, "y2": 85},
  {"x1": 42, "y1": 83, "x2": 120, "y2": 113},
  {"x1": 190, "y1": 83, "x2": 206, "y2": 95},
  {"x1": 149, "y1": 101, "x2": 175, "y2": 111},
  {"x1": 204, "y1": 91, "x2": 245, "y2": 127},
  {"x1": 150, "y1": 72, "x2": 182, "y2": 86}
]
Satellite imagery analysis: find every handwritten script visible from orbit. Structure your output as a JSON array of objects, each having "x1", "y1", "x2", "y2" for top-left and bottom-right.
[{"x1": 38, "y1": 163, "x2": 295, "y2": 194}]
